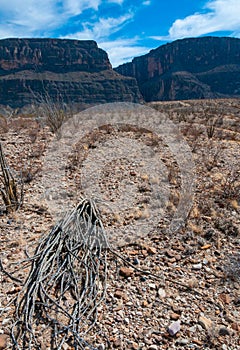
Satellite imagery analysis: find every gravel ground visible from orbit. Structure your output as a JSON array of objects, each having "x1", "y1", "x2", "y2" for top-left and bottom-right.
[{"x1": 0, "y1": 99, "x2": 239, "y2": 349}]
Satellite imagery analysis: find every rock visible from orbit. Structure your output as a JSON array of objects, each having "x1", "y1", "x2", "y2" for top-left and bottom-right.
[
  {"x1": 158, "y1": 288, "x2": 166, "y2": 298},
  {"x1": 148, "y1": 283, "x2": 156, "y2": 289},
  {"x1": 201, "y1": 244, "x2": 212, "y2": 250},
  {"x1": 170, "y1": 312, "x2": 180, "y2": 320},
  {"x1": 176, "y1": 338, "x2": 189, "y2": 345},
  {"x1": 131, "y1": 342, "x2": 138, "y2": 350},
  {"x1": 219, "y1": 293, "x2": 231, "y2": 304},
  {"x1": 119, "y1": 267, "x2": 134, "y2": 278},
  {"x1": 231, "y1": 323, "x2": 240, "y2": 332},
  {"x1": 0, "y1": 334, "x2": 8, "y2": 349},
  {"x1": 98, "y1": 344, "x2": 105, "y2": 350},
  {"x1": 147, "y1": 246, "x2": 157, "y2": 254},
  {"x1": 133, "y1": 258, "x2": 140, "y2": 265},
  {"x1": 148, "y1": 346, "x2": 158, "y2": 350},
  {"x1": 115, "y1": 37, "x2": 240, "y2": 101},
  {"x1": 198, "y1": 316, "x2": 213, "y2": 330},
  {"x1": 218, "y1": 326, "x2": 231, "y2": 336},
  {"x1": 168, "y1": 320, "x2": 181, "y2": 336},
  {"x1": 114, "y1": 290, "x2": 127, "y2": 300},
  {"x1": 192, "y1": 263, "x2": 202, "y2": 270}
]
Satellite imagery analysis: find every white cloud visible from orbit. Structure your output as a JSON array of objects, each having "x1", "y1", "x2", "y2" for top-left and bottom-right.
[
  {"x1": 152, "y1": 0, "x2": 240, "y2": 41},
  {"x1": 63, "y1": 13, "x2": 133, "y2": 41},
  {"x1": 143, "y1": 1, "x2": 151, "y2": 5},
  {"x1": 108, "y1": 0, "x2": 124, "y2": 4},
  {"x1": 0, "y1": 0, "x2": 124, "y2": 38},
  {"x1": 99, "y1": 39, "x2": 149, "y2": 67}
]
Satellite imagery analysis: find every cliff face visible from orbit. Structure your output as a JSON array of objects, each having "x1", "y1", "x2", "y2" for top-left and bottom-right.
[
  {"x1": 0, "y1": 38, "x2": 142, "y2": 108},
  {"x1": 115, "y1": 37, "x2": 240, "y2": 101}
]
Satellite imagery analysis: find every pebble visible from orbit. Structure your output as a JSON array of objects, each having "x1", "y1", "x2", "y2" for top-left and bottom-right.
[
  {"x1": 168, "y1": 320, "x2": 181, "y2": 336},
  {"x1": 148, "y1": 283, "x2": 156, "y2": 289},
  {"x1": 158, "y1": 288, "x2": 166, "y2": 298},
  {"x1": 119, "y1": 267, "x2": 134, "y2": 278},
  {"x1": 148, "y1": 345, "x2": 158, "y2": 350},
  {"x1": 147, "y1": 246, "x2": 157, "y2": 255},
  {"x1": 170, "y1": 312, "x2": 180, "y2": 320},
  {"x1": 192, "y1": 263, "x2": 202, "y2": 270},
  {"x1": 133, "y1": 258, "x2": 140, "y2": 265},
  {"x1": 198, "y1": 315, "x2": 213, "y2": 330},
  {"x1": 176, "y1": 338, "x2": 189, "y2": 345},
  {"x1": 218, "y1": 326, "x2": 231, "y2": 336},
  {"x1": 98, "y1": 344, "x2": 105, "y2": 350}
]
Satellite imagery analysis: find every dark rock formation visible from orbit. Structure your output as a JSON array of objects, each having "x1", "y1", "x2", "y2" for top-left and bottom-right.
[
  {"x1": 0, "y1": 38, "x2": 142, "y2": 108},
  {"x1": 115, "y1": 37, "x2": 240, "y2": 101}
]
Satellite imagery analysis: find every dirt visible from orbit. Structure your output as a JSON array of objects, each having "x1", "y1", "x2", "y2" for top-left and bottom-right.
[{"x1": 0, "y1": 99, "x2": 239, "y2": 349}]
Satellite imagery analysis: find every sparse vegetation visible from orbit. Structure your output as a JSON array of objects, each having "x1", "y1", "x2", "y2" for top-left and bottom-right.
[
  {"x1": 0, "y1": 98, "x2": 240, "y2": 349},
  {"x1": 0, "y1": 143, "x2": 23, "y2": 213}
]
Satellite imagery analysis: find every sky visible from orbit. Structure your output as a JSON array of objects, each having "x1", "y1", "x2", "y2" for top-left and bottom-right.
[{"x1": 0, "y1": 0, "x2": 240, "y2": 67}]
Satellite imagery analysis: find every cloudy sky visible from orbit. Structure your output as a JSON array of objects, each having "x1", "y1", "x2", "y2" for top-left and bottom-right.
[{"x1": 0, "y1": 0, "x2": 239, "y2": 67}]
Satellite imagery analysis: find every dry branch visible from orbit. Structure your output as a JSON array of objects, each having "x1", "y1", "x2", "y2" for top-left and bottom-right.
[
  {"x1": 0, "y1": 142, "x2": 23, "y2": 213},
  {"x1": 12, "y1": 198, "x2": 108, "y2": 350}
]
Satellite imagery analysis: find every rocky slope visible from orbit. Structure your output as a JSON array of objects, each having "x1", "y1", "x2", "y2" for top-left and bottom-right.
[
  {"x1": 0, "y1": 38, "x2": 142, "y2": 108},
  {"x1": 115, "y1": 36, "x2": 240, "y2": 101}
]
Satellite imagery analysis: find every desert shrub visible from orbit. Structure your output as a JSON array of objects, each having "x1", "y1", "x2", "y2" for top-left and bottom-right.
[
  {"x1": 0, "y1": 114, "x2": 8, "y2": 133},
  {"x1": 31, "y1": 90, "x2": 74, "y2": 135},
  {"x1": 0, "y1": 143, "x2": 23, "y2": 213}
]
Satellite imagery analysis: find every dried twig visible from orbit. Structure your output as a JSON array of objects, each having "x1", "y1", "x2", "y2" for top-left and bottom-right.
[
  {"x1": 12, "y1": 198, "x2": 107, "y2": 350},
  {"x1": 0, "y1": 142, "x2": 23, "y2": 213}
]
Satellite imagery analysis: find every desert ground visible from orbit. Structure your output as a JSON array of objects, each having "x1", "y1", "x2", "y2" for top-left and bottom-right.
[{"x1": 0, "y1": 99, "x2": 239, "y2": 349}]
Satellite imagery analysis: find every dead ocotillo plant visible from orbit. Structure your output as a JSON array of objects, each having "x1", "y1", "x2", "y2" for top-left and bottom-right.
[
  {"x1": 0, "y1": 142, "x2": 23, "y2": 213},
  {"x1": 12, "y1": 198, "x2": 108, "y2": 350}
]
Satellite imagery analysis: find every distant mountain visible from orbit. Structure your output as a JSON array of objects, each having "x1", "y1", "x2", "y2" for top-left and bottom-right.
[
  {"x1": 0, "y1": 38, "x2": 142, "y2": 108},
  {"x1": 115, "y1": 37, "x2": 240, "y2": 101}
]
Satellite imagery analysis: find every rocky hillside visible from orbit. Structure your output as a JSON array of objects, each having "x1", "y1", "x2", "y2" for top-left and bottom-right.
[
  {"x1": 115, "y1": 36, "x2": 240, "y2": 101},
  {"x1": 0, "y1": 38, "x2": 142, "y2": 108}
]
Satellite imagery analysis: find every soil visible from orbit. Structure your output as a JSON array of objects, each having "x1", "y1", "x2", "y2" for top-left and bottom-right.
[{"x1": 0, "y1": 99, "x2": 239, "y2": 349}]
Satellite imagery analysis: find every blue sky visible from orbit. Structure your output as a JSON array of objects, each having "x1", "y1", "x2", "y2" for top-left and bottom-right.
[{"x1": 0, "y1": 0, "x2": 239, "y2": 67}]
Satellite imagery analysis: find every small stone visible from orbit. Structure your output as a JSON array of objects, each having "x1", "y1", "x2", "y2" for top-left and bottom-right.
[
  {"x1": 0, "y1": 334, "x2": 8, "y2": 350},
  {"x1": 231, "y1": 323, "x2": 240, "y2": 332},
  {"x1": 218, "y1": 326, "x2": 231, "y2": 336},
  {"x1": 119, "y1": 267, "x2": 134, "y2": 278},
  {"x1": 142, "y1": 300, "x2": 148, "y2": 307},
  {"x1": 147, "y1": 246, "x2": 157, "y2": 254},
  {"x1": 192, "y1": 339, "x2": 203, "y2": 346},
  {"x1": 158, "y1": 288, "x2": 166, "y2": 298},
  {"x1": 113, "y1": 339, "x2": 122, "y2": 348},
  {"x1": 140, "y1": 276, "x2": 147, "y2": 282},
  {"x1": 131, "y1": 342, "x2": 138, "y2": 350},
  {"x1": 98, "y1": 344, "x2": 105, "y2": 350},
  {"x1": 192, "y1": 263, "x2": 202, "y2": 270},
  {"x1": 148, "y1": 283, "x2": 156, "y2": 289},
  {"x1": 198, "y1": 316, "x2": 213, "y2": 330},
  {"x1": 176, "y1": 338, "x2": 189, "y2": 345},
  {"x1": 168, "y1": 320, "x2": 181, "y2": 336},
  {"x1": 219, "y1": 293, "x2": 231, "y2": 304},
  {"x1": 114, "y1": 290, "x2": 127, "y2": 300},
  {"x1": 201, "y1": 244, "x2": 212, "y2": 250},
  {"x1": 133, "y1": 258, "x2": 140, "y2": 265},
  {"x1": 148, "y1": 346, "x2": 158, "y2": 350},
  {"x1": 165, "y1": 250, "x2": 175, "y2": 258},
  {"x1": 170, "y1": 312, "x2": 180, "y2": 320}
]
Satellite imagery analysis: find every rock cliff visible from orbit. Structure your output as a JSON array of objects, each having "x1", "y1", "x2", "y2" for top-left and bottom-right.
[
  {"x1": 115, "y1": 36, "x2": 240, "y2": 101},
  {"x1": 0, "y1": 38, "x2": 142, "y2": 108}
]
